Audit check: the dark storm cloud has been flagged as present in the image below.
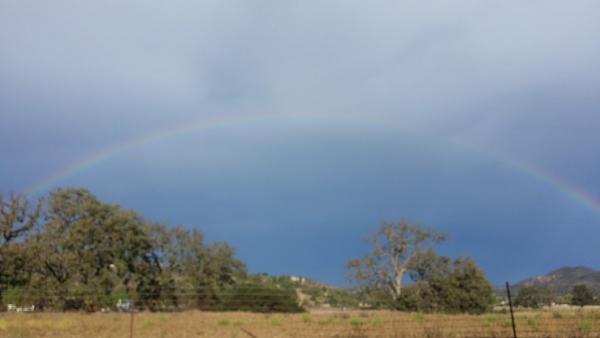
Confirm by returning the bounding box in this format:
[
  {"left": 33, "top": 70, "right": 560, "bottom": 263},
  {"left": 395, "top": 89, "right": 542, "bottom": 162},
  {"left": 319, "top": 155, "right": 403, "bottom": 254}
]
[{"left": 2, "top": 0, "right": 600, "bottom": 284}]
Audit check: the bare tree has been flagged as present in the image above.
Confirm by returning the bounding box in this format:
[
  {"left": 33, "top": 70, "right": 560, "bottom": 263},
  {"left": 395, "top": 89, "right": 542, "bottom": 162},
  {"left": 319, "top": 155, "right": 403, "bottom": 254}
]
[{"left": 346, "top": 220, "right": 446, "bottom": 300}]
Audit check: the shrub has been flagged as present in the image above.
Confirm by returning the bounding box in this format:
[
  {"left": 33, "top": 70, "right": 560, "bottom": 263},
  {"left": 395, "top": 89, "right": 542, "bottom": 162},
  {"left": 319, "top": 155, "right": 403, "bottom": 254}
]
[{"left": 218, "top": 281, "right": 303, "bottom": 313}]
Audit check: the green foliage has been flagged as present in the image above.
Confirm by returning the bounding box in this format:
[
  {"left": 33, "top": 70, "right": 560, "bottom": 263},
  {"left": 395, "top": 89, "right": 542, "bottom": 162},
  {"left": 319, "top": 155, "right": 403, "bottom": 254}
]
[
  {"left": 571, "top": 284, "right": 595, "bottom": 307},
  {"left": 23, "top": 188, "right": 164, "bottom": 310},
  {"left": 514, "top": 285, "right": 553, "bottom": 309},
  {"left": 577, "top": 319, "right": 593, "bottom": 334},
  {"left": 526, "top": 316, "right": 540, "bottom": 331},
  {"left": 346, "top": 220, "right": 447, "bottom": 301},
  {"left": 218, "top": 279, "right": 303, "bottom": 313},
  {"left": 347, "top": 220, "right": 493, "bottom": 314},
  {"left": 483, "top": 314, "right": 497, "bottom": 327},
  {"left": 396, "top": 256, "right": 494, "bottom": 314},
  {"left": 0, "top": 188, "right": 250, "bottom": 312},
  {"left": 270, "top": 314, "right": 285, "bottom": 326},
  {"left": 349, "top": 317, "right": 367, "bottom": 326},
  {"left": 326, "top": 288, "right": 361, "bottom": 308},
  {"left": 0, "top": 193, "right": 41, "bottom": 302},
  {"left": 395, "top": 284, "right": 425, "bottom": 311},
  {"left": 372, "top": 316, "right": 384, "bottom": 327}
]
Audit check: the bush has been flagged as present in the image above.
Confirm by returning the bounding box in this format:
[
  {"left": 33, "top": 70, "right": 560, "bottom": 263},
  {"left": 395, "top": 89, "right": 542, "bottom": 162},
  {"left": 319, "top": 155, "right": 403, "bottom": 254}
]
[
  {"left": 395, "top": 258, "right": 494, "bottom": 314},
  {"left": 514, "top": 285, "right": 553, "bottom": 309},
  {"left": 218, "top": 281, "right": 303, "bottom": 313},
  {"left": 571, "top": 284, "right": 594, "bottom": 307}
]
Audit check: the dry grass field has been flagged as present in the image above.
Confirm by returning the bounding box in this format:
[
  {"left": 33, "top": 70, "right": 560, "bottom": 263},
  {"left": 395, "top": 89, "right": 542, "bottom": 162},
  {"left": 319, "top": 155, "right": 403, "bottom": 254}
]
[{"left": 1, "top": 309, "right": 599, "bottom": 338}]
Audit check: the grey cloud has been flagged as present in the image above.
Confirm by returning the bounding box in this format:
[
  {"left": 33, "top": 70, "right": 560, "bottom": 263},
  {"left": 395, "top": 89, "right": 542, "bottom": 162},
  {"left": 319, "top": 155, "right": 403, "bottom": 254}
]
[{"left": 2, "top": 0, "right": 600, "bottom": 284}]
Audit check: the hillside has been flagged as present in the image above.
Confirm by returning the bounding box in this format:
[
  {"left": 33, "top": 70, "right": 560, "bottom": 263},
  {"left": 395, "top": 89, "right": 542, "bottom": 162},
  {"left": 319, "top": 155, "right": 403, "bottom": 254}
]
[
  {"left": 511, "top": 266, "right": 600, "bottom": 295},
  {"left": 257, "top": 274, "right": 363, "bottom": 309}
]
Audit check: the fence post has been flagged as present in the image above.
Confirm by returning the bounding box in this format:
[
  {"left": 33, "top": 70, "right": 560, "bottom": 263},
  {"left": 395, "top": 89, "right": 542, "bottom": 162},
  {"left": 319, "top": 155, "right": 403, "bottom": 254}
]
[
  {"left": 129, "top": 281, "right": 138, "bottom": 338},
  {"left": 505, "top": 282, "right": 517, "bottom": 338}
]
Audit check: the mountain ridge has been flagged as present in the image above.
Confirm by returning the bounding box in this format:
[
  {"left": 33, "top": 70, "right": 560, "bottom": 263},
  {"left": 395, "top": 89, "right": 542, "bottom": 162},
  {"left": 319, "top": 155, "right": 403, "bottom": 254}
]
[{"left": 510, "top": 266, "right": 600, "bottom": 295}]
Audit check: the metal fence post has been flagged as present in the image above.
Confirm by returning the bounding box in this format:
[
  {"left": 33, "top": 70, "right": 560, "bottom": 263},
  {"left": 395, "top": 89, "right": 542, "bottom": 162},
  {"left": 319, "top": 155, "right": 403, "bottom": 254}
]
[
  {"left": 129, "top": 281, "right": 138, "bottom": 338},
  {"left": 505, "top": 282, "right": 517, "bottom": 338}
]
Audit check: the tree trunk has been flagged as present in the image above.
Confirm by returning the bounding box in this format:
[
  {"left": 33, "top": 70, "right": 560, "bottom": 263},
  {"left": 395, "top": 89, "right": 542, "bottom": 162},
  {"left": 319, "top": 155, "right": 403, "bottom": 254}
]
[{"left": 391, "top": 268, "right": 406, "bottom": 300}]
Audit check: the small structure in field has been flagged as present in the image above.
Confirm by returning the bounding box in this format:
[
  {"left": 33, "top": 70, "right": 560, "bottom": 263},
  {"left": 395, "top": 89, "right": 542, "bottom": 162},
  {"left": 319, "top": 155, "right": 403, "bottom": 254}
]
[
  {"left": 7, "top": 304, "right": 35, "bottom": 312},
  {"left": 289, "top": 275, "right": 306, "bottom": 284},
  {"left": 116, "top": 299, "right": 131, "bottom": 312}
]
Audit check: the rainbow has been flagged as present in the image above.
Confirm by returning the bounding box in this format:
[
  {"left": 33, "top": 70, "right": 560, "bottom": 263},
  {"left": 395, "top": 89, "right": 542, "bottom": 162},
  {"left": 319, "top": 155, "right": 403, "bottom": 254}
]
[
  {"left": 25, "top": 111, "right": 282, "bottom": 195},
  {"left": 25, "top": 114, "right": 600, "bottom": 215},
  {"left": 455, "top": 141, "right": 600, "bottom": 214},
  {"left": 494, "top": 153, "right": 600, "bottom": 213}
]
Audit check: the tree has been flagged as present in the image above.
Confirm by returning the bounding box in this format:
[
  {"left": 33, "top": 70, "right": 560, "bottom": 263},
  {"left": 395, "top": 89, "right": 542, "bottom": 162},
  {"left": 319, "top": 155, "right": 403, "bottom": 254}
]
[
  {"left": 0, "top": 193, "right": 41, "bottom": 303},
  {"left": 346, "top": 220, "right": 446, "bottom": 300},
  {"left": 514, "top": 285, "right": 553, "bottom": 309},
  {"left": 0, "top": 192, "right": 41, "bottom": 246},
  {"left": 1, "top": 187, "right": 251, "bottom": 312},
  {"left": 152, "top": 224, "right": 246, "bottom": 310},
  {"left": 571, "top": 284, "right": 594, "bottom": 307},
  {"left": 151, "top": 224, "right": 207, "bottom": 309},
  {"left": 220, "top": 278, "right": 303, "bottom": 313},
  {"left": 194, "top": 241, "right": 246, "bottom": 309},
  {"left": 434, "top": 258, "right": 494, "bottom": 313},
  {"left": 395, "top": 254, "right": 494, "bottom": 313},
  {"left": 28, "top": 188, "right": 162, "bottom": 310}
]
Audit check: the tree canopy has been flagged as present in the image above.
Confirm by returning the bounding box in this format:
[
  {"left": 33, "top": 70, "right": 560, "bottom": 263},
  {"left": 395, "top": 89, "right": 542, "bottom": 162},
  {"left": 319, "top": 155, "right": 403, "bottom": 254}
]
[
  {"left": 347, "top": 221, "right": 493, "bottom": 313},
  {"left": 571, "top": 284, "right": 594, "bottom": 307},
  {"left": 514, "top": 285, "right": 553, "bottom": 309},
  {"left": 346, "top": 221, "right": 446, "bottom": 301},
  {"left": 0, "top": 188, "right": 263, "bottom": 312},
  {"left": 2, "top": 190, "right": 496, "bottom": 314}
]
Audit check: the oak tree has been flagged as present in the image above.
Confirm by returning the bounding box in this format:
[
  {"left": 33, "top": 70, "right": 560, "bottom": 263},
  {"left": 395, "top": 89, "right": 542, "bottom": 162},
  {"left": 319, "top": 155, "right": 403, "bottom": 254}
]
[{"left": 346, "top": 220, "right": 446, "bottom": 300}]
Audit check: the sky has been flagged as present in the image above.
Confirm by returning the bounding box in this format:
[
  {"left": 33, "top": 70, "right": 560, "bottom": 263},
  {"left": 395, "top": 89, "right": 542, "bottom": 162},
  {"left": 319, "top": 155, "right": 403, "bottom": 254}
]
[{"left": 1, "top": 0, "right": 600, "bottom": 286}]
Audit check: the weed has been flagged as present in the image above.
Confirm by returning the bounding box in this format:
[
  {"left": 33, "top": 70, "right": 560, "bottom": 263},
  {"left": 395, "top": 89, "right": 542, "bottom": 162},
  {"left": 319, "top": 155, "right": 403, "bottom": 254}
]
[
  {"left": 302, "top": 314, "right": 312, "bottom": 323},
  {"left": 157, "top": 314, "right": 170, "bottom": 322},
  {"left": 577, "top": 319, "right": 593, "bottom": 334},
  {"left": 143, "top": 319, "right": 156, "bottom": 328},
  {"left": 270, "top": 314, "right": 284, "bottom": 326},
  {"left": 350, "top": 317, "right": 367, "bottom": 327},
  {"left": 413, "top": 312, "right": 426, "bottom": 323},
  {"left": 372, "top": 316, "right": 383, "bottom": 327},
  {"left": 587, "top": 311, "right": 600, "bottom": 320},
  {"left": 218, "top": 319, "right": 230, "bottom": 326},
  {"left": 318, "top": 316, "right": 335, "bottom": 325},
  {"left": 484, "top": 314, "right": 497, "bottom": 327},
  {"left": 526, "top": 316, "right": 539, "bottom": 331}
]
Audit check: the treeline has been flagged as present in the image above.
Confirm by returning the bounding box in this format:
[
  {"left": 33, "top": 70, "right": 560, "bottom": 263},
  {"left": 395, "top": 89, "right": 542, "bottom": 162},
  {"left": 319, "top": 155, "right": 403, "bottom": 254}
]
[
  {"left": 514, "top": 284, "right": 600, "bottom": 308},
  {"left": 0, "top": 188, "right": 300, "bottom": 312},
  {"left": 2, "top": 189, "right": 496, "bottom": 313}
]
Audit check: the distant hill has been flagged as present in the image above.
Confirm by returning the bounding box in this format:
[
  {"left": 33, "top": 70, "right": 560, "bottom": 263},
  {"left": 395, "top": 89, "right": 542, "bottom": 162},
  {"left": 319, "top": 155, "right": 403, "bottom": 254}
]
[{"left": 509, "top": 266, "right": 600, "bottom": 295}]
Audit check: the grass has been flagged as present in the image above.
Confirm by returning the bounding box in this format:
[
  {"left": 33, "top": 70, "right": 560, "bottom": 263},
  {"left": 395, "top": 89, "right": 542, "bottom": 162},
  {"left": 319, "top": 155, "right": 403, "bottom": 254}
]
[
  {"left": 302, "top": 313, "right": 312, "bottom": 323},
  {"left": 217, "top": 318, "right": 230, "bottom": 326},
  {"left": 269, "top": 314, "right": 285, "bottom": 326},
  {"left": 0, "top": 309, "right": 599, "bottom": 337},
  {"left": 483, "top": 314, "right": 497, "bottom": 327},
  {"left": 349, "top": 317, "right": 367, "bottom": 327}
]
